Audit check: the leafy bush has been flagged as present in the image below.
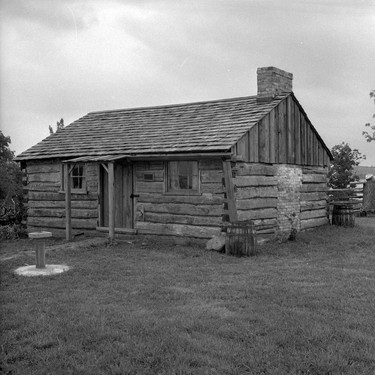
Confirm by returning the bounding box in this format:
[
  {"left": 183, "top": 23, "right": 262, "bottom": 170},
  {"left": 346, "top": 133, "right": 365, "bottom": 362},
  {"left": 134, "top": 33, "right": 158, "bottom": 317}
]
[
  {"left": 0, "top": 131, "right": 27, "bottom": 229},
  {"left": 0, "top": 223, "right": 27, "bottom": 240}
]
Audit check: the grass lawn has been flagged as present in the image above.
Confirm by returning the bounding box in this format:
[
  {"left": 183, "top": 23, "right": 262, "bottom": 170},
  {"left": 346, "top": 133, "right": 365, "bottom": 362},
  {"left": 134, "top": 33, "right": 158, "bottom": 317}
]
[{"left": 1, "top": 225, "right": 375, "bottom": 375}]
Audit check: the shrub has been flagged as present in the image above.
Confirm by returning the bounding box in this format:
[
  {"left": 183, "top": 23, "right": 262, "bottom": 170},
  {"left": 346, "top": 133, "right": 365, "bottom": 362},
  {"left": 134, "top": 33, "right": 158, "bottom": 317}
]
[{"left": 0, "top": 223, "right": 28, "bottom": 240}]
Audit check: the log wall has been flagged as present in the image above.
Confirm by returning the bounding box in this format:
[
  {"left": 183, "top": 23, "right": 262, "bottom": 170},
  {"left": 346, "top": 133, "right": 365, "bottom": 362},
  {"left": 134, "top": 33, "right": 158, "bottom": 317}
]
[
  {"left": 232, "top": 163, "right": 329, "bottom": 240},
  {"left": 300, "top": 166, "right": 330, "bottom": 230},
  {"left": 233, "top": 96, "right": 331, "bottom": 167},
  {"left": 134, "top": 160, "right": 224, "bottom": 238},
  {"left": 233, "top": 163, "right": 278, "bottom": 241},
  {"left": 25, "top": 160, "right": 99, "bottom": 234},
  {"left": 23, "top": 159, "right": 329, "bottom": 240}
]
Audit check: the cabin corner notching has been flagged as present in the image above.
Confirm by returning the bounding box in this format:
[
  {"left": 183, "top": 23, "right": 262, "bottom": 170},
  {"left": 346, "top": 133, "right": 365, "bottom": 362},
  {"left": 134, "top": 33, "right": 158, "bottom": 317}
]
[{"left": 16, "top": 66, "right": 332, "bottom": 241}]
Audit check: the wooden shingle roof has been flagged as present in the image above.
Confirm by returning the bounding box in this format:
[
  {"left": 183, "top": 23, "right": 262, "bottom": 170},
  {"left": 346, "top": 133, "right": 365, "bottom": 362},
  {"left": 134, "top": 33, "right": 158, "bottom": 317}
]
[{"left": 16, "top": 94, "right": 289, "bottom": 161}]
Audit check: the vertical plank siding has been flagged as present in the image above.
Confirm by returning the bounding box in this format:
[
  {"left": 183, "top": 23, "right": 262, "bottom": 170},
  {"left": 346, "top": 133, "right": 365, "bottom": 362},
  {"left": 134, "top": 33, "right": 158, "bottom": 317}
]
[
  {"left": 294, "top": 102, "right": 301, "bottom": 165},
  {"left": 236, "top": 96, "right": 331, "bottom": 167},
  {"left": 287, "top": 96, "right": 295, "bottom": 164}
]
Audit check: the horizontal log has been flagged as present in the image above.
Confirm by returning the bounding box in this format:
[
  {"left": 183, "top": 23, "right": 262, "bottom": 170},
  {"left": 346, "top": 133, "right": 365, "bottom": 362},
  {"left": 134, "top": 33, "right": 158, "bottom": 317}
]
[
  {"left": 135, "top": 181, "right": 164, "bottom": 193},
  {"left": 300, "top": 209, "right": 327, "bottom": 220},
  {"left": 302, "top": 166, "right": 328, "bottom": 175},
  {"left": 143, "top": 212, "right": 223, "bottom": 226},
  {"left": 137, "top": 193, "right": 224, "bottom": 205},
  {"left": 255, "top": 228, "right": 276, "bottom": 235},
  {"left": 253, "top": 218, "right": 277, "bottom": 227},
  {"left": 27, "top": 200, "right": 98, "bottom": 209},
  {"left": 96, "top": 227, "right": 137, "bottom": 234},
  {"left": 237, "top": 208, "right": 277, "bottom": 221},
  {"left": 28, "top": 217, "right": 97, "bottom": 230},
  {"left": 235, "top": 176, "right": 277, "bottom": 187},
  {"left": 300, "top": 200, "right": 327, "bottom": 212},
  {"left": 28, "top": 191, "right": 96, "bottom": 201},
  {"left": 235, "top": 163, "right": 275, "bottom": 176},
  {"left": 29, "top": 192, "right": 63, "bottom": 201},
  {"left": 300, "top": 192, "right": 328, "bottom": 201},
  {"left": 199, "top": 159, "right": 222, "bottom": 170},
  {"left": 302, "top": 174, "right": 327, "bottom": 183},
  {"left": 26, "top": 164, "right": 60, "bottom": 174},
  {"left": 235, "top": 198, "right": 277, "bottom": 210},
  {"left": 135, "top": 170, "right": 164, "bottom": 182},
  {"left": 136, "top": 221, "right": 221, "bottom": 238},
  {"left": 139, "top": 202, "right": 223, "bottom": 216},
  {"left": 300, "top": 184, "right": 328, "bottom": 193},
  {"left": 86, "top": 181, "right": 98, "bottom": 192},
  {"left": 236, "top": 186, "right": 278, "bottom": 199},
  {"left": 86, "top": 175, "right": 99, "bottom": 184},
  {"left": 28, "top": 183, "right": 60, "bottom": 192},
  {"left": 200, "top": 182, "right": 224, "bottom": 194},
  {"left": 86, "top": 164, "right": 98, "bottom": 175},
  {"left": 28, "top": 208, "right": 98, "bottom": 219},
  {"left": 26, "top": 226, "right": 98, "bottom": 238},
  {"left": 135, "top": 161, "right": 164, "bottom": 170},
  {"left": 300, "top": 217, "right": 329, "bottom": 230},
  {"left": 28, "top": 172, "right": 60, "bottom": 183},
  {"left": 200, "top": 170, "right": 223, "bottom": 183}
]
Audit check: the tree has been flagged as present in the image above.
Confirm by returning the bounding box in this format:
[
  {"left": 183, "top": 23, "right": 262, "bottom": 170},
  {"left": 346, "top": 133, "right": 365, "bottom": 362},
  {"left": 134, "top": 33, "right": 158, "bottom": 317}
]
[
  {"left": 328, "top": 142, "right": 366, "bottom": 188},
  {"left": 0, "top": 131, "right": 25, "bottom": 224},
  {"left": 0, "top": 131, "right": 15, "bottom": 162},
  {"left": 49, "top": 118, "right": 64, "bottom": 134},
  {"left": 362, "top": 90, "right": 375, "bottom": 142}
]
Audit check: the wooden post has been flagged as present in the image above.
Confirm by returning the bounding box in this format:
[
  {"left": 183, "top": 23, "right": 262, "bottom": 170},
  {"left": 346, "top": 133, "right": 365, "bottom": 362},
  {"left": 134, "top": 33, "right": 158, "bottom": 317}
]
[
  {"left": 223, "top": 160, "right": 238, "bottom": 222},
  {"left": 108, "top": 162, "right": 115, "bottom": 240},
  {"left": 64, "top": 163, "right": 72, "bottom": 241},
  {"left": 29, "top": 231, "right": 52, "bottom": 269}
]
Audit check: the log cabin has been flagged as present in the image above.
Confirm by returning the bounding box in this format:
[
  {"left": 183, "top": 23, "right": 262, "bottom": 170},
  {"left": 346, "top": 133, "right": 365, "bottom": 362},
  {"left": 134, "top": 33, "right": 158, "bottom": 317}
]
[{"left": 15, "top": 66, "right": 333, "bottom": 242}]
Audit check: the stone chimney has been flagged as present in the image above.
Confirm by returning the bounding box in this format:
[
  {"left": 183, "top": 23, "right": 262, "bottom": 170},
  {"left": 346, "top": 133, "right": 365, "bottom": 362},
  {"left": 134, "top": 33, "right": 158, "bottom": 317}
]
[{"left": 257, "top": 66, "right": 293, "bottom": 102}]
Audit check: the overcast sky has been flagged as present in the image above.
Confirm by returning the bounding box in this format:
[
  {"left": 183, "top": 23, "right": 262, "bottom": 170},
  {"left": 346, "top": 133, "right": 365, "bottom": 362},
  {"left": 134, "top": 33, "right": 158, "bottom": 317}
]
[{"left": 1, "top": 0, "right": 374, "bottom": 165}]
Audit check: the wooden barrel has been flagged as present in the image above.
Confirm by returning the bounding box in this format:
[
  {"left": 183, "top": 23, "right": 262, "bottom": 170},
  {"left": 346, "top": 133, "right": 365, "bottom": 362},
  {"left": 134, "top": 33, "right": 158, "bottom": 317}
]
[{"left": 332, "top": 204, "right": 355, "bottom": 227}]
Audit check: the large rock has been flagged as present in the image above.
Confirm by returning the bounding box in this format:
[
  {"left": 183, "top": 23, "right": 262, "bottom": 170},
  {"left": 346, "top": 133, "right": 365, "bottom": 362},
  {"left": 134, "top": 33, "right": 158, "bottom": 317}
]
[{"left": 206, "top": 234, "right": 226, "bottom": 252}]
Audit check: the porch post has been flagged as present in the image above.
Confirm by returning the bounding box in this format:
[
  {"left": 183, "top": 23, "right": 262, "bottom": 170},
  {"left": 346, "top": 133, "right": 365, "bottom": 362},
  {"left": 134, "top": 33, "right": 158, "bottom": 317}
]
[
  {"left": 64, "top": 163, "right": 72, "bottom": 241},
  {"left": 222, "top": 160, "right": 238, "bottom": 222},
  {"left": 108, "top": 162, "right": 115, "bottom": 240}
]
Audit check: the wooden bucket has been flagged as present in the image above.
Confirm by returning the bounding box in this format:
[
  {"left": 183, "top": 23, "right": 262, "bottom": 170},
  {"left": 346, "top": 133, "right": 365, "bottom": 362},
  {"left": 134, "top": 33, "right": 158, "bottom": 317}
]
[{"left": 332, "top": 204, "right": 355, "bottom": 227}]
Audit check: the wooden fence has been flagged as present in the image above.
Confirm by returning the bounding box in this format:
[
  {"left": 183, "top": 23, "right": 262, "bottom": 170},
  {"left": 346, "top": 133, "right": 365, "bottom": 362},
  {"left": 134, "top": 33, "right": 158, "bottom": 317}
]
[{"left": 328, "top": 182, "right": 364, "bottom": 216}]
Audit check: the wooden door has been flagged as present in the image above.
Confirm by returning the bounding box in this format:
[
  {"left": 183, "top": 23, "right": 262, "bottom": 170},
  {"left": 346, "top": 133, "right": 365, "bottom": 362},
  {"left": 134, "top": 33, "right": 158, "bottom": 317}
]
[{"left": 100, "top": 163, "right": 133, "bottom": 228}]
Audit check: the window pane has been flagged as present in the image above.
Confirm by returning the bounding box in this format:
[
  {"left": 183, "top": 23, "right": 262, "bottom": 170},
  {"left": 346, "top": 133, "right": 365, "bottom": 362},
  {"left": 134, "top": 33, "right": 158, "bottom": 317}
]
[
  {"left": 71, "top": 165, "right": 84, "bottom": 190},
  {"left": 168, "top": 161, "right": 198, "bottom": 192}
]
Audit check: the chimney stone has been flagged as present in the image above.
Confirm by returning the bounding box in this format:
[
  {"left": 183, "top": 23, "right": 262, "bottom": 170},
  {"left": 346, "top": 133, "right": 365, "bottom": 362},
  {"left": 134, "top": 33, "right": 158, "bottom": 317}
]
[{"left": 257, "top": 66, "right": 293, "bottom": 101}]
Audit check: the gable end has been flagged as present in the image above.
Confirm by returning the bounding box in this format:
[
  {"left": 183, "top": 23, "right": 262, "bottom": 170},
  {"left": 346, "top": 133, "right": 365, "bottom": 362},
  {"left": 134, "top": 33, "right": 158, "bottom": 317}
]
[{"left": 232, "top": 94, "right": 332, "bottom": 167}]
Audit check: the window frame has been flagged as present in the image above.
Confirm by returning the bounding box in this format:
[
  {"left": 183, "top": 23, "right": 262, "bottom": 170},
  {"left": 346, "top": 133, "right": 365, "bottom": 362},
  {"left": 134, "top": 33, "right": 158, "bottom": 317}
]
[
  {"left": 165, "top": 160, "right": 200, "bottom": 195},
  {"left": 60, "top": 163, "right": 87, "bottom": 194}
]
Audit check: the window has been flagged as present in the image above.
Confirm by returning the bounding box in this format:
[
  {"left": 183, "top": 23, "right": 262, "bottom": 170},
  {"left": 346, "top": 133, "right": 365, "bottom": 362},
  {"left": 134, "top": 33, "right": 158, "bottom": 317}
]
[
  {"left": 143, "top": 173, "right": 154, "bottom": 182},
  {"left": 61, "top": 163, "right": 87, "bottom": 193},
  {"left": 71, "top": 164, "right": 85, "bottom": 189},
  {"left": 167, "top": 161, "right": 199, "bottom": 193}
]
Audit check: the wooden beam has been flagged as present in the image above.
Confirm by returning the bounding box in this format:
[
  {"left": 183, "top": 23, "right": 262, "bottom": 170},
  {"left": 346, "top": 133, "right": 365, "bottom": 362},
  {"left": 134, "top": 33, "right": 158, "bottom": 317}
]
[
  {"left": 129, "top": 152, "right": 231, "bottom": 161},
  {"left": 101, "top": 163, "right": 109, "bottom": 174},
  {"left": 222, "top": 160, "right": 238, "bottom": 222},
  {"left": 64, "top": 163, "right": 72, "bottom": 241},
  {"left": 108, "top": 162, "right": 115, "bottom": 240}
]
